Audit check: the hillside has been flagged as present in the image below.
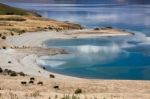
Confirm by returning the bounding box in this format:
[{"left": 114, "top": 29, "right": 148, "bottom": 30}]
[{"left": 0, "top": 3, "right": 40, "bottom": 16}]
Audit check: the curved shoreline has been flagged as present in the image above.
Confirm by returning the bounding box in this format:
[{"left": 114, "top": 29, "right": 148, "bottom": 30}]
[
  {"left": 0, "top": 30, "right": 150, "bottom": 99},
  {"left": 3, "top": 29, "right": 132, "bottom": 79}
]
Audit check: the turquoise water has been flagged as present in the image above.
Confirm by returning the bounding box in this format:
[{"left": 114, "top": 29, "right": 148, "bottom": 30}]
[
  {"left": 38, "top": 33, "right": 150, "bottom": 80},
  {"left": 7, "top": 3, "right": 150, "bottom": 80}
]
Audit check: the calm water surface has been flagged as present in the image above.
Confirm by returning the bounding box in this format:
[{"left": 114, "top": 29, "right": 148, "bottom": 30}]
[{"left": 7, "top": 3, "right": 150, "bottom": 80}]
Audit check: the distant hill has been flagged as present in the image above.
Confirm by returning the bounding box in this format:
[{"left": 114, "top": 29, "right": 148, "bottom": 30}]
[{"left": 0, "top": 3, "right": 41, "bottom": 16}]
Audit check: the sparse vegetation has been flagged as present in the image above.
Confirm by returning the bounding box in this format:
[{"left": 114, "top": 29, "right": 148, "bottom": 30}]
[
  {"left": 53, "top": 85, "right": 59, "bottom": 89},
  {"left": 0, "top": 3, "right": 41, "bottom": 16},
  {"left": 10, "top": 71, "right": 17, "bottom": 76},
  {"left": 29, "top": 80, "right": 34, "bottom": 84},
  {"left": 2, "top": 69, "right": 25, "bottom": 77},
  {"left": 49, "top": 74, "right": 55, "bottom": 78},
  {"left": 18, "top": 72, "right": 26, "bottom": 76},
  {"left": 94, "top": 28, "right": 100, "bottom": 30},
  {"left": 37, "top": 81, "right": 43, "bottom": 85},
  {"left": 10, "top": 32, "right": 14, "bottom": 36},
  {"left": 21, "top": 81, "right": 27, "bottom": 85},
  {"left": 8, "top": 28, "right": 26, "bottom": 34},
  {"left": 42, "top": 66, "right": 46, "bottom": 70},
  {"left": 0, "top": 67, "right": 3, "bottom": 73},
  {"left": 30, "top": 91, "right": 41, "bottom": 98},
  {"left": 62, "top": 95, "right": 80, "bottom": 99},
  {"left": 0, "top": 17, "right": 26, "bottom": 21},
  {"left": 2, "top": 46, "right": 6, "bottom": 49},
  {"left": 74, "top": 88, "right": 82, "bottom": 94},
  {"left": 30, "top": 77, "right": 35, "bottom": 81},
  {"left": 1, "top": 36, "right": 6, "bottom": 39},
  {"left": 106, "top": 26, "right": 113, "bottom": 29},
  {"left": 8, "top": 61, "right": 12, "bottom": 64}
]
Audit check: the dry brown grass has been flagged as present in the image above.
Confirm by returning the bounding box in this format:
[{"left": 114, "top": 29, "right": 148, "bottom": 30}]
[
  {"left": 0, "top": 15, "right": 82, "bottom": 38},
  {"left": 0, "top": 74, "right": 150, "bottom": 99}
]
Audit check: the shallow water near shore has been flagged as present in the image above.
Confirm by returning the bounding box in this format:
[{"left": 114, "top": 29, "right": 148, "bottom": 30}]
[
  {"left": 7, "top": 3, "right": 150, "bottom": 80},
  {"left": 36, "top": 32, "right": 150, "bottom": 80}
]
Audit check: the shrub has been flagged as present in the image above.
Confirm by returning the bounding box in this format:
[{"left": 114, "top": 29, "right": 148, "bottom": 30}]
[
  {"left": 1, "top": 36, "right": 6, "bottom": 39},
  {"left": 74, "top": 88, "right": 82, "bottom": 94},
  {"left": 94, "top": 28, "right": 100, "bottom": 30},
  {"left": 0, "top": 67, "right": 3, "bottom": 73},
  {"left": 2, "top": 46, "right": 6, "bottom": 49},
  {"left": 53, "top": 85, "right": 59, "bottom": 89},
  {"left": 21, "top": 81, "right": 27, "bottom": 85},
  {"left": 62, "top": 95, "right": 79, "bottom": 99},
  {"left": 29, "top": 80, "right": 34, "bottom": 84},
  {"left": 19, "top": 72, "right": 26, "bottom": 76},
  {"left": 49, "top": 74, "right": 55, "bottom": 78},
  {"left": 106, "top": 26, "right": 113, "bottom": 29},
  {"left": 10, "top": 32, "right": 14, "bottom": 36},
  {"left": 42, "top": 67, "right": 46, "bottom": 70},
  {"left": 8, "top": 61, "right": 12, "bottom": 64},
  {"left": 10, "top": 71, "right": 17, "bottom": 76},
  {"left": 37, "top": 81, "right": 43, "bottom": 85},
  {"left": 30, "top": 77, "right": 35, "bottom": 81}
]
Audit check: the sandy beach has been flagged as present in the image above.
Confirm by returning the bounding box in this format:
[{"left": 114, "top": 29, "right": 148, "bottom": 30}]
[{"left": 0, "top": 29, "right": 150, "bottom": 99}]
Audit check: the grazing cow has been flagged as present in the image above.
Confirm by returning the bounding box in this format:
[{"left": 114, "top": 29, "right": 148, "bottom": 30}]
[
  {"left": 29, "top": 80, "right": 34, "bottom": 84},
  {"left": 21, "top": 81, "right": 27, "bottom": 85},
  {"left": 30, "top": 77, "right": 35, "bottom": 81},
  {"left": 37, "top": 81, "right": 43, "bottom": 85},
  {"left": 53, "top": 86, "right": 59, "bottom": 89}
]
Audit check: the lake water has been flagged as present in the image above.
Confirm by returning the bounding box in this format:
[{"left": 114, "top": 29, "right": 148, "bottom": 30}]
[{"left": 7, "top": 3, "right": 150, "bottom": 80}]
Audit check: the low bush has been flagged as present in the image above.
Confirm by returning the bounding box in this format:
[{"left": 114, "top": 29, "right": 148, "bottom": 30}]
[
  {"left": 30, "top": 77, "right": 35, "bottom": 81},
  {"left": 74, "top": 88, "right": 82, "bottom": 94},
  {"left": 8, "top": 28, "right": 26, "bottom": 34},
  {"left": 42, "top": 67, "right": 46, "bottom": 70},
  {"left": 53, "top": 85, "right": 59, "bottom": 89},
  {"left": 62, "top": 95, "right": 80, "bottom": 99},
  {"left": 29, "top": 80, "right": 34, "bottom": 84},
  {"left": 21, "top": 81, "right": 27, "bottom": 85},
  {"left": 10, "top": 71, "right": 17, "bottom": 76},
  {"left": 2, "top": 46, "right": 6, "bottom": 49},
  {"left": 8, "top": 61, "right": 12, "bottom": 64},
  {"left": 94, "top": 28, "right": 100, "bottom": 30},
  {"left": 19, "top": 72, "right": 26, "bottom": 76},
  {"left": 1, "top": 36, "right": 6, "bottom": 39},
  {"left": 49, "top": 74, "right": 55, "bottom": 78},
  {"left": 37, "top": 81, "right": 43, "bottom": 85},
  {"left": 0, "top": 17, "right": 26, "bottom": 21},
  {"left": 0, "top": 67, "right": 3, "bottom": 73}
]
